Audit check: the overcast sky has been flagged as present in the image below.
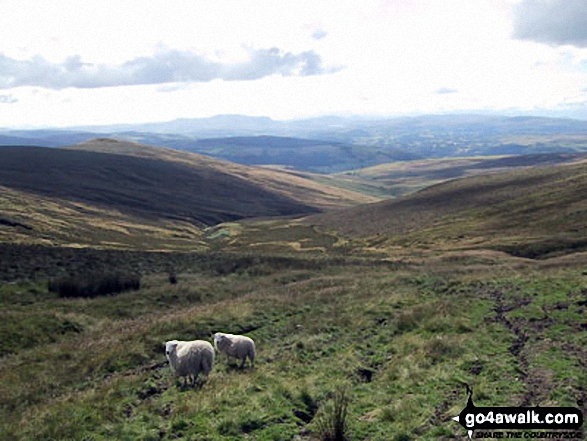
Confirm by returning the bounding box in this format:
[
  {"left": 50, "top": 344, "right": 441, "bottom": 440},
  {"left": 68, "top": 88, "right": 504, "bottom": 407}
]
[{"left": 1, "top": 0, "right": 587, "bottom": 127}]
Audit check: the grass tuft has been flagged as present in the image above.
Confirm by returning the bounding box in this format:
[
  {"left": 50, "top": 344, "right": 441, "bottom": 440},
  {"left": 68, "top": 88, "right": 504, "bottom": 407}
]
[{"left": 315, "top": 385, "right": 351, "bottom": 441}]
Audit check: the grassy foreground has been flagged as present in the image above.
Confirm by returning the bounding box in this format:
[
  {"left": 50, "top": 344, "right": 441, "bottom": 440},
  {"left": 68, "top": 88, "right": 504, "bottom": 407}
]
[{"left": 1, "top": 253, "right": 585, "bottom": 440}]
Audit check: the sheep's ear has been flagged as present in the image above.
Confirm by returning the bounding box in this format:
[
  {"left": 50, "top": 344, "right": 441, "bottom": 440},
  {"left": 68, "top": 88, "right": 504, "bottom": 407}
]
[{"left": 165, "top": 341, "right": 178, "bottom": 352}]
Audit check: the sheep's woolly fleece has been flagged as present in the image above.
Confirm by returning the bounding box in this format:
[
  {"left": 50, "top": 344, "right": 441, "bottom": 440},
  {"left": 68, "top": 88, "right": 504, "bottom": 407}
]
[
  {"left": 213, "top": 333, "right": 256, "bottom": 368},
  {"left": 165, "top": 339, "right": 214, "bottom": 385}
]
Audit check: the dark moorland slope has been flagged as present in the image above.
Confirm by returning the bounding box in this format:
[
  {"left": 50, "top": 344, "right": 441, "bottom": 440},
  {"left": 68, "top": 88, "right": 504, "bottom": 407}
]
[{"left": 0, "top": 145, "right": 317, "bottom": 226}]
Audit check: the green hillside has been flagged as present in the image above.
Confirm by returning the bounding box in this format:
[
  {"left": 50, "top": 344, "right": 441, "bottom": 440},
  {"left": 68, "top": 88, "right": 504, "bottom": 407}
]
[{"left": 1, "top": 247, "right": 585, "bottom": 440}]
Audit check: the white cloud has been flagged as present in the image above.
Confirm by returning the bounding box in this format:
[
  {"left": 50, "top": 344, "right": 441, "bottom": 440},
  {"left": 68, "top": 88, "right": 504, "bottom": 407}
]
[{"left": 0, "top": 48, "right": 338, "bottom": 90}]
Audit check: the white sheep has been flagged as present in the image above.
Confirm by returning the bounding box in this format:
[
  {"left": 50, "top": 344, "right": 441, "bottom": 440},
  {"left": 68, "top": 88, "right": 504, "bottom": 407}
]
[
  {"left": 165, "top": 339, "right": 214, "bottom": 387},
  {"left": 213, "top": 332, "right": 256, "bottom": 368}
]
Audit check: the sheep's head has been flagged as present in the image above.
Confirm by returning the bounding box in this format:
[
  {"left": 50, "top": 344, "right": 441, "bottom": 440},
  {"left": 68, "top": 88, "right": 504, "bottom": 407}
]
[
  {"left": 213, "top": 333, "right": 230, "bottom": 350},
  {"left": 165, "top": 340, "right": 179, "bottom": 359}
]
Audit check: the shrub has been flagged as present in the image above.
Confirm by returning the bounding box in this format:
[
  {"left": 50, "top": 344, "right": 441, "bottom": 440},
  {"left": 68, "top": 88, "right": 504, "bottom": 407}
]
[
  {"left": 48, "top": 273, "right": 141, "bottom": 298},
  {"left": 315, "top": 386, "right": 351, "bottom": 441}
]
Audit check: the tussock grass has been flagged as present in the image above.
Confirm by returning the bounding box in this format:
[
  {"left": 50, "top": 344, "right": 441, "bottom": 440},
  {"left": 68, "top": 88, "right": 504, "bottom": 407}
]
[{"left": 48, "top": 273, "right": 141, "bottom": 298}]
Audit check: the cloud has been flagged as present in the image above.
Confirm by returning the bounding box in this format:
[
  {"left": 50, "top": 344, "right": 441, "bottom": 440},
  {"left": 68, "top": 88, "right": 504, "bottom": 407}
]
[
  {"left": 311, "top": 29, "right": 328, "bottom": 40},
  {"left": 436, "top": 87, "right": 458, "bottom": 94},
  {"left": 512, "top": 0, "right": 587, "bottom": 47},
  {"left": 0, "top": 94, "right": 18, "bottom": 103},
  {"left": 0, "top": 48, "right": 340, "bottom": 90}
]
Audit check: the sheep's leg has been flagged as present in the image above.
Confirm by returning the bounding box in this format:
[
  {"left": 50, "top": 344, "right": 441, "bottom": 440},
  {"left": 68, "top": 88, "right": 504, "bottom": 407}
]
[{"left": 239, "top": 357, "right": 245, "bottom": 369}]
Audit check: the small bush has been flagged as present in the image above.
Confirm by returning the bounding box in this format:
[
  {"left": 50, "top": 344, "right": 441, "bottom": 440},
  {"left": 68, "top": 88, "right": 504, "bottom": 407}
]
[
  {"left": 315, "top": 387, "right": 351, "bottom": 441},
  {"left": 48, "top": 273, "right": 141, "bottom": 298}
]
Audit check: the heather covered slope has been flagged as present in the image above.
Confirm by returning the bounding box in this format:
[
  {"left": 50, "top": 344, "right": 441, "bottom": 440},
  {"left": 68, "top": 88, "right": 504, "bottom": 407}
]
[{"left": 0, "top": 145, "right": 318, "bottom": 227}]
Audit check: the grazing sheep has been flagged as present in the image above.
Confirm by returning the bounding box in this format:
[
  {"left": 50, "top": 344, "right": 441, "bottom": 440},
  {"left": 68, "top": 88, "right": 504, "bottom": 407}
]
[
  {"left": 213, "top": 332, "right": 256, "bottom": 368},
  {"left": 165, "top": 339, "right": 214, "bottom": 387}
]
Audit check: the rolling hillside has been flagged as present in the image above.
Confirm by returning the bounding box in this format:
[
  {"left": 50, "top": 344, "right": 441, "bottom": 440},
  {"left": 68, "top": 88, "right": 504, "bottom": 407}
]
[
  {"left": 67, "top": 138, "right": 379, "bottom": 209},
  {"left": 336, "top": 152, "right": 587, "bottom": 197},
  {"left": 0, "top": 185, "right": 206, "bottom": 250},
  {"left": 1, "top": 137, "right": 587, "bottom": 440},
  {"left": 307, "top": 158, "right": 587, "bottom": 258},
  {"left": 0, "top": 139, "right": 379, "bottom": 248},
  {"left": 0, "top": 145, "right": 318, "bottom": 227}
]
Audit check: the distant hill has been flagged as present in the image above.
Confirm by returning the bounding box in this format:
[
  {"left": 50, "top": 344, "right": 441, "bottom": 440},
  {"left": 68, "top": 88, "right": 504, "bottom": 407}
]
[
  {"left": 177, "top": 135, "right": 419, "bottom": 172},
  {"left": 66, "top": 139, "right": 378, "bottom": 209},
  {"left": 68, "top": 114, "right": 587, "bottom": 138}
]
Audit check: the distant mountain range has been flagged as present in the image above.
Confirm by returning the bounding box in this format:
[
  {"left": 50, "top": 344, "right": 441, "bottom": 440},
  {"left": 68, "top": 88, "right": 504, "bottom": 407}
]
[{"left": 3, "top": 114, "right": 587, "bottom": 172}]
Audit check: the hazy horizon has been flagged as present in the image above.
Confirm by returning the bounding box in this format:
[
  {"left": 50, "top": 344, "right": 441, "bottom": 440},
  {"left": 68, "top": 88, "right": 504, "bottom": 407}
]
[{"left": 4, "top": 110, "right": 587, "bottom": 132}]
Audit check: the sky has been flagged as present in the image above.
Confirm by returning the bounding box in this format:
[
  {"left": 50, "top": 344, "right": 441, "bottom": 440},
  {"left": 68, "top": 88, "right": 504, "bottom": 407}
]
[{"left": 1, "top": 0, "right": 587, "bottom": 128}]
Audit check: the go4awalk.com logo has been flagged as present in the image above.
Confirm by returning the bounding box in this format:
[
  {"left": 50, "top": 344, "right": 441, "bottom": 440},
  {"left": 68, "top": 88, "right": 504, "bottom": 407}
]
[{"left": 451, "top": 385, "right": 584, "bottom": 439}]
